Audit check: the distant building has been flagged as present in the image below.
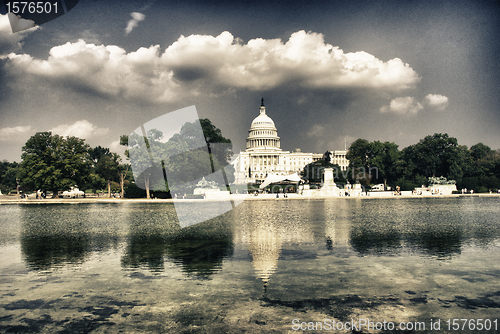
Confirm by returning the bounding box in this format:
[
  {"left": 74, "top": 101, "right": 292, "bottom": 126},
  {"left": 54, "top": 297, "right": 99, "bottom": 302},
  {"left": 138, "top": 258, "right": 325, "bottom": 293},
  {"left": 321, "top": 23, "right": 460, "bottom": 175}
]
[
  {"left": 328, "top": 150, "right": 348, "bottom": 171},
  {"left": 232, "top": 100, "right": 349, "bottom": 184}
]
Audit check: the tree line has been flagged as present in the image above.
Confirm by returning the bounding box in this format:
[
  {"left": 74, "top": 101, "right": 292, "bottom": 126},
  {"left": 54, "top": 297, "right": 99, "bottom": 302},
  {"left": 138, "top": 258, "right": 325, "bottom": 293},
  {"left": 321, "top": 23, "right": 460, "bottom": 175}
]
[
  {"left": 302, "top": 133, "right": 500, "bottom": 192},
  {"left": 0, "top": 132, "right": 131, "bottom": 198},
  {"left": 2, "top": 129, "right": 497, "bottom": 196},
  {"left": 0, "top": 118, "right": 233, "bottom": 198}
]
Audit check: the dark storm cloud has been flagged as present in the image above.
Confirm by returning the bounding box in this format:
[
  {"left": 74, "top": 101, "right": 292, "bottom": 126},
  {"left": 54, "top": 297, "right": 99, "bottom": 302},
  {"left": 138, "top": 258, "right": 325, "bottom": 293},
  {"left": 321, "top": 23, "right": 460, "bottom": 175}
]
[{"left": 0, "top": 0, "right": 499, "bottom": 161}]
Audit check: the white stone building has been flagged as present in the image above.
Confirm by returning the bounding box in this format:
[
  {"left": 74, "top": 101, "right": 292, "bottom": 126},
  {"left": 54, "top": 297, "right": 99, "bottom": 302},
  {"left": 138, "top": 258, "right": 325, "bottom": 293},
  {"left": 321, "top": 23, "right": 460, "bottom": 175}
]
[{"left": 232, "top": 100, "right": 349, "bottom": 184}]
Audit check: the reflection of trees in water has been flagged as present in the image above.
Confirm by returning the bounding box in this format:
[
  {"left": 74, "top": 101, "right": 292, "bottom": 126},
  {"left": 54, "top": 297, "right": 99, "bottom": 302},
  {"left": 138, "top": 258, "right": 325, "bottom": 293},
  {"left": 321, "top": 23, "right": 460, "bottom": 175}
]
[
  {"left": 350, "top": 222, "right": 462, "bottom": 258},
  {"left": 350, "top": 228, "right": 402, "bottom": 255},
  {"left": 121, "top": 234, "right": 168, "bottom": 272},
  {"left": 19, "top": 204, "right": 123, "bottom": 272},
  {"left": 21, "top": 234, "right": 90, "bottom": 271},
  {"left": 121, "top": 219, "right": 233, "bottom": 278},
  {"left": 165, "top": 237, "right": 233, "bottom": 277},
  {"left": 21, "top": 232, "right": 120, "bottom": 271},
  {"left": 21, "top": 227, "right": 119, "bottom": 271},
  {"left": 407, "top": 229, "right": 462, "bottom": 257}
]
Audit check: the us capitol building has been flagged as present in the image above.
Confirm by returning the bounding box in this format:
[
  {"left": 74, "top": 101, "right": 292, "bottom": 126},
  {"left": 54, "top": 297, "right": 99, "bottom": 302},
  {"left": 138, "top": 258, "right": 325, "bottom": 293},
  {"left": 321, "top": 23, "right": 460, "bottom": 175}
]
[{"left": 232, "top": 99, "right": 349, "bottom": 184}]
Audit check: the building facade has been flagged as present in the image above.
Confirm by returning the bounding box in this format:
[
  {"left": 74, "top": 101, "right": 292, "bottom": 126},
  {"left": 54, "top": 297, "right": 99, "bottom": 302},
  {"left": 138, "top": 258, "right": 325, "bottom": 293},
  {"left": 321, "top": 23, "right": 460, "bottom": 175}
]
[{"left": 232, "top": 101, "right": 349, "bottom": 184}]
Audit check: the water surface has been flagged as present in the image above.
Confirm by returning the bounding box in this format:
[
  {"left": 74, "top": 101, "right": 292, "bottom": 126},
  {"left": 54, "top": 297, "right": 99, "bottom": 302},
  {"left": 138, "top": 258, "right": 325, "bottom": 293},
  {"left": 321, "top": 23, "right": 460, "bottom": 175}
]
[{"left": 0, "top": 197, "right": 499, "bottom": 333}]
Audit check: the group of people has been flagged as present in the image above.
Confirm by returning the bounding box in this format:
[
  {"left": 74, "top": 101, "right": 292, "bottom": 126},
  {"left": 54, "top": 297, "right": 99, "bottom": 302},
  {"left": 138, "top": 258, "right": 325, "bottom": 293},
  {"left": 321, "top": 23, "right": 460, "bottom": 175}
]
[{"left": 276, "top": 191, "right": 288, "bottom": 198}]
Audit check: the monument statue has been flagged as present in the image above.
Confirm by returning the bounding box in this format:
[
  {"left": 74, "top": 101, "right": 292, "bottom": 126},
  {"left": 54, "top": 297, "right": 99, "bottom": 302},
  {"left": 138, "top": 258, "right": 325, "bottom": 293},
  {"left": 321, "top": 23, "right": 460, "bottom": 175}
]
[
  {"left": 193, "top": 176, "right": 230, "bottom": 198},
  {"left": 194, "top": 177, "right": 219, "bottom": 189},
  {"left": 428, "top": 176, "right": 456, "bottom": 185}
]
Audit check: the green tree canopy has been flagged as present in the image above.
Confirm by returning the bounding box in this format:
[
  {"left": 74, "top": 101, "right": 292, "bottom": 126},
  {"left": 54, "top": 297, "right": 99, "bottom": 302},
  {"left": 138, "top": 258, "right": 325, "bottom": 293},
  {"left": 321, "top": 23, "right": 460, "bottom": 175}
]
[
  {"left": 302, "top": 161, "right": 346, "bottom": 184},
  {"left": 397, "top": 133, "right": 466, "bottom": 182},
  {"left": 89, "top": 145, "right": 111, "bottom": 164},
  {"left": 123, "top": 118, "right": 234, "bottom": 197},
  {"left": 95, "top": 153, "right": 122, "bottom": 197},
  {"left": 165, "top": 118, "right": 234, "bottom": 190},
  {"left": 346, "top": 139, "right": 400, "bottom": 187},
  {"left": 0, "top": 160, "right": 19, "bottom": 193},
  {"left": 19, "top": 132, "right": 91, "bottom": 197}
]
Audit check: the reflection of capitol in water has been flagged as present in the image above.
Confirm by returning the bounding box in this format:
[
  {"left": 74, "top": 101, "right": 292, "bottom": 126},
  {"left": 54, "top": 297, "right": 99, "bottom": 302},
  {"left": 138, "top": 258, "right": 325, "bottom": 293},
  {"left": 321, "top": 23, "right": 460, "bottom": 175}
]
[
  {"left": 247, "top": 222, "right": 282, "bottom": 289},
  {"left": 240, "top": 212, "right": 353, "bottom": 290},
  {"left": 235, "top": 201, "right": 326, "bottom": 290}
]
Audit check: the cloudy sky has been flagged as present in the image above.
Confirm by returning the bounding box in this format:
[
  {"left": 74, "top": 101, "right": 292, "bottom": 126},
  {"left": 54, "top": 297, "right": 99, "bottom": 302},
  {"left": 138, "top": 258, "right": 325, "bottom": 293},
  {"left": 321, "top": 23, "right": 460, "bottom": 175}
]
[{"left": 1, "top": 0, "right": 499, "bottom": 162}]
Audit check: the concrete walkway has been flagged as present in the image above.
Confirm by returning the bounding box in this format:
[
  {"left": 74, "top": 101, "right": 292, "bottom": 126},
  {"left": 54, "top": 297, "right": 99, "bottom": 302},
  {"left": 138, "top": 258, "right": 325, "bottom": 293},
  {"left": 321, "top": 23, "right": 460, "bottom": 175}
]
[{"left": 0, "top": 192, "right": 498, "bottom": 205}]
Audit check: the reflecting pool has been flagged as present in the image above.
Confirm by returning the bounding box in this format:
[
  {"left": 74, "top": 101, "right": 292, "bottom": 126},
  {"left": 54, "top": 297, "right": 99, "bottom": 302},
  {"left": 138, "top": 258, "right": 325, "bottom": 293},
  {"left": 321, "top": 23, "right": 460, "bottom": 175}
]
[{"left": 0, "top": 197, "right": 499, "bottom": 333}]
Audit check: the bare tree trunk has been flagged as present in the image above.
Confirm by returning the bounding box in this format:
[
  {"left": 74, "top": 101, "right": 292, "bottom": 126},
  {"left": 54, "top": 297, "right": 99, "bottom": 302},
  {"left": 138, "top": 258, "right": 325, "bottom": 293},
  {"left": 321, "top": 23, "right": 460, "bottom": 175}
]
[
  {"left": 120, "top": 173, "right": 125, "bottom": 198},
  {"left": 119, "top": 165, "right": 130, "bottom": 199},
  {"left": 107, "top": 180, "right": 111, "bottom": 198},
  {"left": 145, "top": 174, "right": 150, "bottom": 199}
]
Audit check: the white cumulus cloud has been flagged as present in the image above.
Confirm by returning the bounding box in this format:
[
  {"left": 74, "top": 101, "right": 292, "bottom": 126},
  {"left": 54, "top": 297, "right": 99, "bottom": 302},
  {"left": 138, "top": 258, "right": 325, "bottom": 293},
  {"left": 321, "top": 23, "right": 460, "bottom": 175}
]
[
  {"left": 380, "top": 96, "right": 423, "bottom": 115},
  {"left": 0, "top": 125, "right": 32, "bottom": 141},
  {"left": 161, "top": 30, "right": 420, "bottom": 91},
  {"left": 381, "top": 93, "right": 449, "bottom": 115},
  {"left": 125, "top": 12, "right": 146, "bottom": 36},
  {"left": 425, "top": 94, "right": 449, "bottom": 111},
  {"left": 5, "top": 30, "right": 421, "bottom": 103},
  {"left": 49, "top": 120, "right": 110, "bottom": 139}
]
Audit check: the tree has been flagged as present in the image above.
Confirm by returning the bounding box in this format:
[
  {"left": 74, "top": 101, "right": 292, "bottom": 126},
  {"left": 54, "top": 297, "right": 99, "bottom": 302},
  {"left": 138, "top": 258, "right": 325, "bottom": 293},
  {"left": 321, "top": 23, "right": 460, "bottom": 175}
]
[
  {"left": 117, "top": 163, "right": 132, "bottom": 198},
  {"left": 165, "top": 118, "right": 234, "bottom": 192},
  {"left": 346, "top": 139, "right": 370, "bottom": 168},
  {"left": 19, "top": 132, "right": 91, "bottom": 197},
  {"left": 346, "top": 139, "right": 400, "bottom": 188},
  {"left": 89, "top": 146, "right": 111, "bottom": 164},
  {"left": 0, "top": 160, "right": 19, "bottom": 193},
  {"left": 122, "top": 118, "right": 234, "bottom": 198},
  {"left": 367, "top": 141, "right": 400, "bottom": 188},
  {"left": 95, "top": 153, "right": 121, "bottom": 197},
  {"left": 470, "top": 143, "right": 492, "bottom": 161},
  {"left": 396, "top": 133, "right": 466, "bottom": 185},
  {"left": 118, "top": 135, "right": 132, "bottom": 198},
  {"left": 126, "top": 129, "right": 168, "bottom": 199},
  {"left": 301, "top": 160, "right": 345, "bottom": 184},
  {"left": 461, "top": 144, "right": 500, "bottom": 191}
]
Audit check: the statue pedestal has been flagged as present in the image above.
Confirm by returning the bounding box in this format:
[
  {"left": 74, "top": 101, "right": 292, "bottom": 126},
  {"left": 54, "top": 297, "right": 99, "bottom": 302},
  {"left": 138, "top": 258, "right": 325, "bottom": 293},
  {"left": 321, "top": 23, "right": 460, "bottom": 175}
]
[{"left": 319, "top": 168, "right": 340, "bottom": 196}]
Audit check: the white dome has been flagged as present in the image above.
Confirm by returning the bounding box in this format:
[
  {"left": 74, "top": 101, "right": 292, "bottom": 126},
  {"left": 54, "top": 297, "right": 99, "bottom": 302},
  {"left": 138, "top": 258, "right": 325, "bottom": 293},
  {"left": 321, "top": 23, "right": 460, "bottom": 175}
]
[
  {"left": 250, "top": 113, "right": 276, "bottom": 130},
  {"left": 246, "top": 101, "right": 281, "bottom": 151}
]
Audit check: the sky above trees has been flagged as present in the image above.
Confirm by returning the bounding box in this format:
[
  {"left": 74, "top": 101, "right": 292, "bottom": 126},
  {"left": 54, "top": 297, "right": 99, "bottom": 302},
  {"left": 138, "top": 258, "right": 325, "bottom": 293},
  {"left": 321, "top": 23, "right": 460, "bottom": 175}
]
[{"left": 1, "top": 0, "right": 499, "bottom": 162}]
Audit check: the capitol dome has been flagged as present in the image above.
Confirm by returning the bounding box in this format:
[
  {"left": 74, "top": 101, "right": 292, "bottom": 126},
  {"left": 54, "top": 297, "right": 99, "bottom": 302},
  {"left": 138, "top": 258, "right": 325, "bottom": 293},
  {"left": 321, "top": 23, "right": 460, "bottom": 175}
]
[
  {"left": 246, "top": 99, "right": 281, "bottom": 151},
  {"left": 250, "top": 112, "right": 276, "bottom": 129}
]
